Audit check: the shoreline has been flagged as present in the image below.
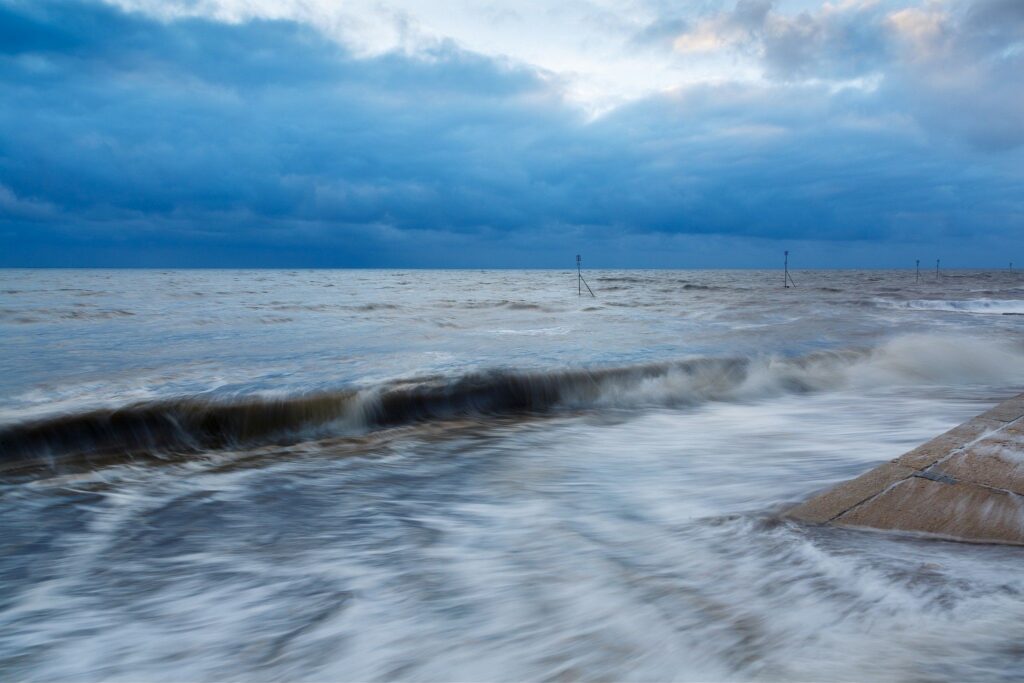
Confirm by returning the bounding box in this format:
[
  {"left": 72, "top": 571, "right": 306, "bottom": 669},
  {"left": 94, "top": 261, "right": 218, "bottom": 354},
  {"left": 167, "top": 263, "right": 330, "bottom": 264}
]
[{"left": 788, "top": 393, "right": 1024, "bottom": 545}]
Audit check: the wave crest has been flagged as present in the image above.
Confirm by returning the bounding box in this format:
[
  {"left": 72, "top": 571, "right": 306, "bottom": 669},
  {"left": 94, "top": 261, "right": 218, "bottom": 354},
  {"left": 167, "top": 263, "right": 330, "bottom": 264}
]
[
  {"left": 891, "top": 299, "right": 1024, "bottom": 315},
  {"left": 3, "top": 334, "right": 1022, "bottom": 474}
]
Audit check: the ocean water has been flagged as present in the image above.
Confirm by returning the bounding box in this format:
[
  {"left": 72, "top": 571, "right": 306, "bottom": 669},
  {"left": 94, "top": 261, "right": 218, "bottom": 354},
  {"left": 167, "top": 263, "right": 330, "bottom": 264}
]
[{"left": 2, "top": 268, "right": 1024, "bottom": 682}]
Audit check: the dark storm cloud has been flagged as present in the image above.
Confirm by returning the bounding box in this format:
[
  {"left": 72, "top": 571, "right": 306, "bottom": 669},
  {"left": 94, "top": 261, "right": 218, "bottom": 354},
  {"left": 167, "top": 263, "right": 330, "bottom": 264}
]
[{"left": 0, "top": 0, "right": 1022, "bottom": 266}]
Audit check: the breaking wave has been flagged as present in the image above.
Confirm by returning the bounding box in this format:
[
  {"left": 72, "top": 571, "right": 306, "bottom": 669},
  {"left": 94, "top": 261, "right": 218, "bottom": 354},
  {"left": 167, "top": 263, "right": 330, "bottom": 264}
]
[
  {"left": 890, "top": 299, "right": 1024, "bottom": 315},
  {"left": 3, "top": 334, "right": 1023, "bottom": 473}
]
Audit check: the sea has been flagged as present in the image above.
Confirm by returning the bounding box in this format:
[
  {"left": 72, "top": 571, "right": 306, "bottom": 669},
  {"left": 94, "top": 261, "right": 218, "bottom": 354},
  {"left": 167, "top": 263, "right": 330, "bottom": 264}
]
[{"left": 2, "top": 268, "right": 1024, "bottom": 682}]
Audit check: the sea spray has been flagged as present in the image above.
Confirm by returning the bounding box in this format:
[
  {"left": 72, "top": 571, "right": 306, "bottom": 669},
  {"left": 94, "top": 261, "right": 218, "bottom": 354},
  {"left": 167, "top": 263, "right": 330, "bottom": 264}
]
[{"left": 5, "top": 333, "right": 1024, "bottom": 473}]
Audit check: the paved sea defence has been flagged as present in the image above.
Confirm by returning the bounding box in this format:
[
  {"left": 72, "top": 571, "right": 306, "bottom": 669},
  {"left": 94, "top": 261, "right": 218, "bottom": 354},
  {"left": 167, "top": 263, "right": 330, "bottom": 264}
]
[{"left": 788, "top": 394, "right": 1024, "bottom": 544}]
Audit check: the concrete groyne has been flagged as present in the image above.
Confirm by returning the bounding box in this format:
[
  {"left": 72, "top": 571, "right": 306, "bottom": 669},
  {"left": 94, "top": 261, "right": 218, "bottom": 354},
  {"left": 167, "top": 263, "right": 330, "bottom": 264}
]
[{"left": 788, "top": 394, "right": 1024, "bottom": 545}]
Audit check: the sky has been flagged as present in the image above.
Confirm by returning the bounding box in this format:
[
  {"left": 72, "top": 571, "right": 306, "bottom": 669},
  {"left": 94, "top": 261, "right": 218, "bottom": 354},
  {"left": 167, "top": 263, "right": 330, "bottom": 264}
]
[{"left": 0, "top": 0, "right": 1022, "bottom": 267}]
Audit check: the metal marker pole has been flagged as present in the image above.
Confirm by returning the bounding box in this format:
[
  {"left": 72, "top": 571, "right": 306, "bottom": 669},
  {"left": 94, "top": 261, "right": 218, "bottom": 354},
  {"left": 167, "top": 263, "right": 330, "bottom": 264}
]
[
  {"left": 916, "top": 259, "right": 919, "bottom": 284},
  {"left": 784, "top": 251, "right": 789, "bottom": 289},
  {"left": 936, "top": 259, "right": 940, "bottom": 279},
  {"left": 581, "top": 254, "right": 598, "bottom": 296}
]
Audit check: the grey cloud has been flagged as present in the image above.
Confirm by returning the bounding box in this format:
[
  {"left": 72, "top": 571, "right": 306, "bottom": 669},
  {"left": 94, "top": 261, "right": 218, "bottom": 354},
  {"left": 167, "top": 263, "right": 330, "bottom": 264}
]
[
  {"left": 730, "top": 0, "right": 772, "bottom": 32},
  {"left": 964, "top": 0, "right": 1024, "bottom": 35},
  {"left": 666, "top": 0, "right": 1024, "bottom": 150},
  {"left": 760, "top": 3, "right": 890, "bottom": 79},
  {"left": 631, "top": 16, "right": 691, "bottom": 49}
]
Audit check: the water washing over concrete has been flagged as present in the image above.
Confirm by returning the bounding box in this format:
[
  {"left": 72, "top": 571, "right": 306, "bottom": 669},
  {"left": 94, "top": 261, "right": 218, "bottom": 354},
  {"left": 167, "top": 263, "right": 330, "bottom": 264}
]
[{"left": 789, "top": 394, "right": 1024, "bottom": 544}]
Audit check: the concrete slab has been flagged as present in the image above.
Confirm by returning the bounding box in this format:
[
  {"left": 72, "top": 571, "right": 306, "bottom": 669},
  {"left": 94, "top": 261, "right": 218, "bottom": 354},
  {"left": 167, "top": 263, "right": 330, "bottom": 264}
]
[
  {"left": 931, "top": 437, "right": 1024, "bottom": 496},
  {"left": 786, "top": 393, "right": 1024, "bottom": 545},
  {"left": 895, "top": 418, "right": 1004, "bottom": 470},
  {"left": 787, "top": 462, "right": 917, "bottom": 523},
  {"left": 834, "top": 477, "right": 1024, "bottom": 545},
  {"left": 998, "top": 419, "right": 1024, "bottom": 437},
  {"left": 979, "top": 397, "right": 1024, "bottom": 423}
]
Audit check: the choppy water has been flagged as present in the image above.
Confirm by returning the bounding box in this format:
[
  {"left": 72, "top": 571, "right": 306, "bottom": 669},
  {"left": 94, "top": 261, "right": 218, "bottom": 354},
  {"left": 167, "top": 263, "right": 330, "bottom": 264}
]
[{"left": 2, "top": 269, "right": 1024, "bottom": 682}]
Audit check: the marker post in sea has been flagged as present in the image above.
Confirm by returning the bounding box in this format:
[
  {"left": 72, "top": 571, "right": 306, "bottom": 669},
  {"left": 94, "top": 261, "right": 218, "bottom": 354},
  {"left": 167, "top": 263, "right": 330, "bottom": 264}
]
[
  {"left": 576, "top": 255, "right": 595, "bottom": 298},
  {"left": 784, "top": 251, "right": 795, "bottom": 288},
  {"left": 936, "top": 259, "right": 940, "bottom": 279},
  {"left": 916, "top": 259, "right": 920, "bottom": 284}
]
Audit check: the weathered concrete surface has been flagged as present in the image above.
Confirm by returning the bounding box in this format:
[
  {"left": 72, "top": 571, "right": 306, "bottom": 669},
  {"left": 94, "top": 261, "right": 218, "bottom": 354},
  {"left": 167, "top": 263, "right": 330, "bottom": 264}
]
[
  {"left": 786, "top": 462, "right": 917, "bottom": 524},
  {"left": 895, "top": 418, "right": 1006, "bottom": 470},
  {"left": 835, "top": 477, "right": 1024, "bottom": 545},
  {"left": 787, "top": 393, "right": 1024, "bottom": 545}
]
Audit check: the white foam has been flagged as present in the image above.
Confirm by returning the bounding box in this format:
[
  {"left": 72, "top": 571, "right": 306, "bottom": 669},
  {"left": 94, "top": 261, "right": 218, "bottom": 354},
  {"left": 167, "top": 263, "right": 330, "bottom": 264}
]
[
  {"left": 584, "top": 333, "right": 1024, "bottom": 410},
  {"left": 893, "top": 299, "right": 1024, "bottom": 315},
  {"left": 854, "top": 333, "right": 1024, "bottom": 386}
]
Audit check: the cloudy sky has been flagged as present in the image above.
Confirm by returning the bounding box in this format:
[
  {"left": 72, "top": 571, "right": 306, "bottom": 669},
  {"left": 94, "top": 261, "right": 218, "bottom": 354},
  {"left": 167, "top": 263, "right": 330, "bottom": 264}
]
[{"left": 1, "top": 0, "right": 1022, "bottom": 267}]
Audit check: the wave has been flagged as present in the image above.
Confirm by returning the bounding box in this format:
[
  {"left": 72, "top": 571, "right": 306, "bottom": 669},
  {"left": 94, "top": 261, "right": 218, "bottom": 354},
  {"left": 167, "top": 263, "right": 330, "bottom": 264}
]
[
  {"left": 891, "top": 299, "right": 1024, "bottom": 315},
  {"left": 436, "top": 300, "right": 552, "bottom": 311},
  {"left": 3, "top": 334, "right": 1023, "bottom": 474}
]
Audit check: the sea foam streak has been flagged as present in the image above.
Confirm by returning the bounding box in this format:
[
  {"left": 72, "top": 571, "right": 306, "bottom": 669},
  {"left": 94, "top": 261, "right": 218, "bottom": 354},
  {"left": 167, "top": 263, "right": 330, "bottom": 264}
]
[
  {"left": 894, "top": 299, "right": 1024, "bottom": 315},
  {"left": 3, "top": 333, "right": 1021, "bottom": 473}
]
